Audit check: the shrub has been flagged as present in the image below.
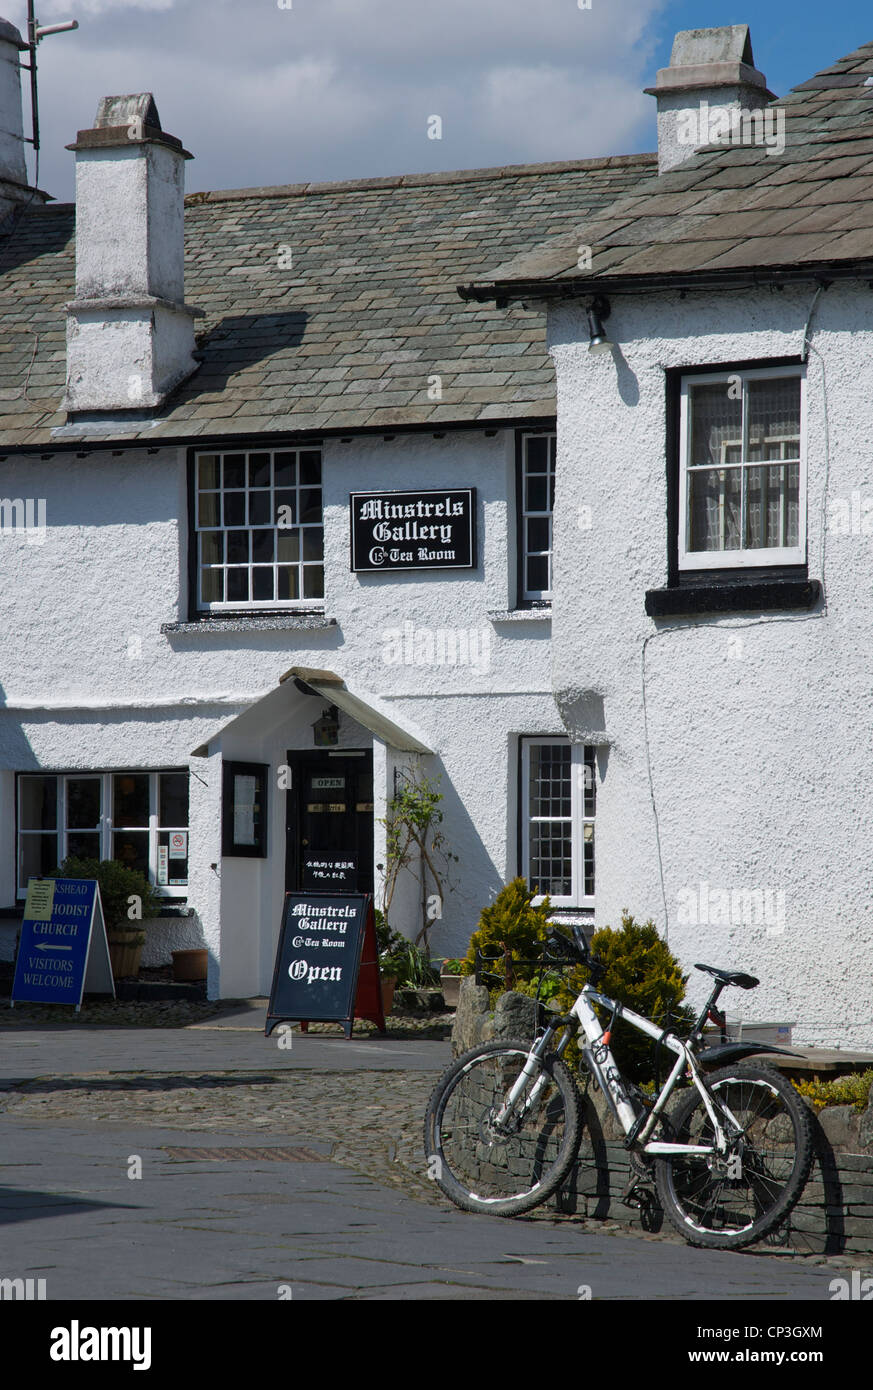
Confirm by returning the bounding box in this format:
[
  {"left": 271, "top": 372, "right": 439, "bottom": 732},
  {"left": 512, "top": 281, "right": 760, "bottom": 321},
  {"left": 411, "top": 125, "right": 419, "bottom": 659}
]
[
  {"left": 792, "top": 1068, "right": 873, "bottom": 1112},
  {"left": 554, "top": 911, "right": 694, "bottom": 1085},
  {"left": 461, "top": 877, "right": 553, "bottom": 987},
  {"left": 52, "top": 856, "right": 162, "bottom": 931}
]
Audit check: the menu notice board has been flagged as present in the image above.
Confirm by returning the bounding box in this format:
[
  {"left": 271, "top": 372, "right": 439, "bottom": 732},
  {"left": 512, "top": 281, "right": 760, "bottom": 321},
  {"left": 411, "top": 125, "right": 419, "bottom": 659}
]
[
  {"left": 302, "top": 853, "right": 358, "bottom": 891},
  {"left": 265, "top": 892, "right": 384, "bottom": 1039},
  {"left": 11, "top": 877, "right": 115, "bottom": 1011}
]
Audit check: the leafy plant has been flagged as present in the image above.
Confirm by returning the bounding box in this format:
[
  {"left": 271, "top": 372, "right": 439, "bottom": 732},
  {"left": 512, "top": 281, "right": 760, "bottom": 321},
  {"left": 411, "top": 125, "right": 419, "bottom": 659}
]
[
  {"left": 792, "top": 1068, "right": 873, "bottom": 1112},
  {"left": 380, "top": 762, "right": 458, "bottom": 954},
  {"left": 52, "top": 856, "right": 162, "bottom": 931},
  {"left": 380, "top": 937, "right": 439, "bottom": 988},
  {"left": 461, "top": 877, "right": 553, "bottom": 987},
  {"left": 554, "top": 911, "right": 694, "bottom": 1084},
  {"left": 439, "top": 957, "right": 465, "bottom": 976}
]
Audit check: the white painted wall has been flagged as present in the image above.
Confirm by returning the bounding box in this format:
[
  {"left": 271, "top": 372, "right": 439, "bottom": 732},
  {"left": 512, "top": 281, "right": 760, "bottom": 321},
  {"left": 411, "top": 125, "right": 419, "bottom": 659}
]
[
  {"left": 0, "top": 429, "right": 558, "bottom": 995},
  {"left": 548, "top": 279, "right": 873, "bottom": 1048}
]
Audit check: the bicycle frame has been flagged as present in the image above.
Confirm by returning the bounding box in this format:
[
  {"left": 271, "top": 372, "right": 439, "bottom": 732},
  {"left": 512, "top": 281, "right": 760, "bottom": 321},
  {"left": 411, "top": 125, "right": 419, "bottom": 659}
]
[{"left": 494, "top": 982, "right": 737, "bottom": 1158}]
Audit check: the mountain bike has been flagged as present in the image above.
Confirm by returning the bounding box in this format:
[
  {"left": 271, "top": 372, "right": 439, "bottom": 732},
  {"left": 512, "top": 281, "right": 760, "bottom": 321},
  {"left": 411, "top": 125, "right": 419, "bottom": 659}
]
[{"left": 424, "top": 926, "right": 813, "bottom": 1250}]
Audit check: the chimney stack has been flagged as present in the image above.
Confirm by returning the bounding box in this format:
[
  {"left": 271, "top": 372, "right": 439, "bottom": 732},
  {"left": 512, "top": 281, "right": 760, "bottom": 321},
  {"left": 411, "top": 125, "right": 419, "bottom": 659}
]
[
  {"left": 0, "top": 18, "right": 38, "bottom": 218},
  {"left": 64, "top": 94, "right": 200, "bottom": 414},
  {"left": 646, "top": 26, "right": 776, "bottom": 175}
]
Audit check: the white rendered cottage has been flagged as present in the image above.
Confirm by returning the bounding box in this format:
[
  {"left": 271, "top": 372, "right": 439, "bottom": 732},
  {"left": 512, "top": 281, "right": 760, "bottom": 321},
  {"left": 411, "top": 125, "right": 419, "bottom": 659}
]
[
  {"left": 0, "top": 15, "right": 655, "bottom": 997},
  {"left": 464, "top": 27, "right": 873, "bottom": 1049}
]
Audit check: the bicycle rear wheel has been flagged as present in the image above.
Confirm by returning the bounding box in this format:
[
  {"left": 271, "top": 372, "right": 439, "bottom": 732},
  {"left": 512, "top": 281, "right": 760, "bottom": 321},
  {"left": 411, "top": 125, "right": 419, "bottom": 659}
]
[
  {"left": 424, "top": 1039, "right": 583, "bottom": 1217},
  {"left": 655, "top": 1063, "right": 813, "bottom": 1250}
]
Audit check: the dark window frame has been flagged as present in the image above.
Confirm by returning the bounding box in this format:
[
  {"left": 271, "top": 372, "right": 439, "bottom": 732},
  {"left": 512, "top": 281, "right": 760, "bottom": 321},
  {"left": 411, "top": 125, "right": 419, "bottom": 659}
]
[
  {"left": 186, "top": 441, "right": 325, "bottom": 621},
  {"left": 515, "top": 427, "right": 557, "bottom": 609},
  {"left": 222, "top": 760, "right": 269, "bottom": 858}
]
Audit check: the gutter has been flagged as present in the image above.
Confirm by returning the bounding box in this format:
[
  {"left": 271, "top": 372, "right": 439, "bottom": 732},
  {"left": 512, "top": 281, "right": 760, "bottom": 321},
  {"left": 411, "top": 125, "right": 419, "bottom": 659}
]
[{"left": 458, "top": 258, "right": 873, "bottom": 306}]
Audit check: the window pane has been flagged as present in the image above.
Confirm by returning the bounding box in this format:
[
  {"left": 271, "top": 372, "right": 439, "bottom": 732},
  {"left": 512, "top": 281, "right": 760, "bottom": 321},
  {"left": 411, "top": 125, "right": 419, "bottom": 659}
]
[
  {"left": 198, "top": 455, "right": 219, "bottom": 489},
  {"left": 275, "top": 492, "right": 296, "bottom": 524},
  {"left": 583, "top": 823, "right": 595, "bottom": 898},
  {"left": 114, "top": 774, "right": 149, "bottom": 827},
  {"left": 227, "top": 530, "right": 249, "bottom": 564},
  {"left": 158, "top": 830, "right": 188, "bottom": 885},
  {"left": 252, "top": 529, "right": 274, "bottom": 563},
  {"left": 583, "top": 747, "right": 596, "bottom": 818},
  {"left": 300, "top": 450, "right": 321, "bottom": 485},
  {"left": 223, "top": 456, "right": 245, "bottom": 489},
  {"left": 275, "top": 452, "right": 296, "bottom": 487},
  {"left": 248, "top": 492, "right": 272, "bottom": 526},
  {"left": 526, "top": 436, "right": 549, "bottom": 471},
  {"left": 252, "top": 567, "right": 274, "bottom": 600},
  {"left": 227, "top": 569, "right": 249, "bottom": 602},
  {"left": 201, "top": 567, "right": 223, "bottom": 603},
  {"left": 303, "top": 566, "right": 324, "bottom": 599},
  {"left": 20, "top": 833, "right": 58, "bottom": 885},
  {"left": 526, "top": 516, "right": 550, "bottom": 553},
  {"left": 67, "top": 832, "right": 100, "bottom": 860},
  {"left": 526, "top": 474, "right": 549, "bottom": 512},
  {"left": 526, "top": 554, "right": 549, "bottom": 593},
  {"left": 223, "top": 492, "right": 245, "bottom": 527},
  {"left": 67, "top": 779, "right": 100, "bottom": 830},
  {"left": 747, "top": 377, "right": 800, "bottom": 463},
  {"left": 277, "top": 530, "right": 300, "bottom": 563},
  {"left": 248, "top": 453, "right": 271, "bottom": 488},
  {"left": 302, "top": 527, "right": 323, "bottom": 562},
  {"left": 529, "top": 744, "right": 571, "bottom": 818},
  {"left": 201, "top": 530, "right": 223, "bottom": 565},
  {"left": 300, "top": 489, "right": 321, "bottom": 523},
  {"left": 159, "top": 773, "right": 189, "bottom": 827},
  {"left": 113, "top": 831, "right": 149, "bottom": 876},
  {"left": 746, "top": 462, "right": 799, "bottom": 549},
  {"left": 529, "top": 824, "right": 571, "bottom": 897},
  {"left": 688, "top": 467, "right": 741, "bottom": 552},
  {"left": 20, "top": 777, "right": 57, "bottom": 831},
  {"left": 278, "top": 566, "right": 299, "bottom": 600},
  {"left": 198, "top": 492, "right": 219, "bottom": 527},
  {"left": 689, "top": 383, "right": 742, "bottom": 467}
]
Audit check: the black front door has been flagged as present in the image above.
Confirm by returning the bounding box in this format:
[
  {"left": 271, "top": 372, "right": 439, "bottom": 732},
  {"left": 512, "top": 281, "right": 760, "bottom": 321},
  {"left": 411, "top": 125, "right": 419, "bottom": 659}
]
[{"left": 284, "top": 750, "right": 374, "bottom": 895}]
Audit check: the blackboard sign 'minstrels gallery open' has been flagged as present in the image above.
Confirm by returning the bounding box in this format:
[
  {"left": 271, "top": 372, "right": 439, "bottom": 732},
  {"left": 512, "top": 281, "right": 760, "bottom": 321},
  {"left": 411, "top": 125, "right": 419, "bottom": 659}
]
[{"left": 350, "top": 489, "right": 476, "bottom": 572}]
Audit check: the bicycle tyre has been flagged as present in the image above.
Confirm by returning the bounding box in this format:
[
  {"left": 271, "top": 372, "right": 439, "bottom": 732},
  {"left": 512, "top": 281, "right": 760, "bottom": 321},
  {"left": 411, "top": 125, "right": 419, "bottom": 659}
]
[
  {"left": 655, "top": 1063, "right": 813, "bottom": 1250},
  {"left": 423, "top": 1039, "right": 583, "bottom": 1217}
]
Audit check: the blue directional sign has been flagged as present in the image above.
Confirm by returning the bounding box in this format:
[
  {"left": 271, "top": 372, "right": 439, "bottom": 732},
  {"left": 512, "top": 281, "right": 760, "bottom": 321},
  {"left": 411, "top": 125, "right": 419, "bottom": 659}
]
[{"left": 12, "top": 877, "right": 115, "bottom": 1009}]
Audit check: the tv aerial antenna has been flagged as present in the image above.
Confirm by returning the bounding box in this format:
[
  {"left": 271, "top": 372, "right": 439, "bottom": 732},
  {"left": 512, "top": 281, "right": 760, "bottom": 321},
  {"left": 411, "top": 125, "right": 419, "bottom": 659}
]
[{"left": 22, "top": 1, "right": 79, "bottom": 167}]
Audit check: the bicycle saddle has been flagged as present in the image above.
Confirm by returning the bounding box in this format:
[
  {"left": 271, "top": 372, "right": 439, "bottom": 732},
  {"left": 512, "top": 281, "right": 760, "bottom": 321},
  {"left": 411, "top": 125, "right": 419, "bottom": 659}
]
[{"left": 695, "top": 963, "right": 759, "bottom": 989}]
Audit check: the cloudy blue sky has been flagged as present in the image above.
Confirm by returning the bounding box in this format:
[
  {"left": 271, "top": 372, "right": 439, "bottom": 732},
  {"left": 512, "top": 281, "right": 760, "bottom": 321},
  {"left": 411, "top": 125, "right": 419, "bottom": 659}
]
[{"left": 7, "top": 0, "right": 871, "bottom": 201}]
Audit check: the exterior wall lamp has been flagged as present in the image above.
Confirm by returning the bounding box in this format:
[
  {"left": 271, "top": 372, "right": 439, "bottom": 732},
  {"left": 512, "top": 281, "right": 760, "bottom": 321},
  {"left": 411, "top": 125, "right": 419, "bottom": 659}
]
[
  {"left": 313, "top": 705, "right": 340, "bottom": 746},
  {"left": 586, "top": 296, "right": 613, "bottom": 355}
]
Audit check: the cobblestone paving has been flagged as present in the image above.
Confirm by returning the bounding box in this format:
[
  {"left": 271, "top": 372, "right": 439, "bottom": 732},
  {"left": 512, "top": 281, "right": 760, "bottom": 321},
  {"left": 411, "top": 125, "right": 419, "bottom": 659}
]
[
  {"left": 0, "top": 1066, "right": 445, "bottom": 1206},
  {"left": 0, "top": 1063, "right": 866, "bottom": 1269},
  {"left": 1, "top": 998, "right": 453, "bottom": 1036}
]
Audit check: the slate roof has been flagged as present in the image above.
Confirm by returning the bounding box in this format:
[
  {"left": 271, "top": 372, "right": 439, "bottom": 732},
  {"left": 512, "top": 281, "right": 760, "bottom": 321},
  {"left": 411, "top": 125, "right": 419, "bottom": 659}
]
[
  {"left": 0, "top": 154, "right": 655, "bottom": 448},
  {"left": 462, "top": 41, "right": 873, "bottom": 300}
]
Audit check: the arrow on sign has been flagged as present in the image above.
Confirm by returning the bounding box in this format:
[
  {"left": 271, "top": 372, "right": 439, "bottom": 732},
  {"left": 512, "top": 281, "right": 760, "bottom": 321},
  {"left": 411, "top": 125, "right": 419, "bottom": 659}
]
[{"left": 33, "top": 943, "right": 74, "bottom": 952}]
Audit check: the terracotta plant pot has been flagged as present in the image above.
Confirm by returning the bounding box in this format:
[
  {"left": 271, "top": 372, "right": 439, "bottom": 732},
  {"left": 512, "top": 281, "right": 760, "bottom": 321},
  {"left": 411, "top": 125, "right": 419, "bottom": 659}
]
[
  {"left": 381, "top": 975, "right": 397, "bottom": 1015},
  {"left": 108, "top": 929, "right": 146, "bottom": 980},
  {"left": 172, "top": 948, "right": 208, "bottom": 982}
]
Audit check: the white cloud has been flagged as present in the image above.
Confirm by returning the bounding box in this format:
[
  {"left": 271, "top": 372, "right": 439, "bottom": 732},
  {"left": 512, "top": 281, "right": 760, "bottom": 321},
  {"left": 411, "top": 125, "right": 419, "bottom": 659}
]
[{"left": 10, "top": 0, "right": 669, "bottom": 199}]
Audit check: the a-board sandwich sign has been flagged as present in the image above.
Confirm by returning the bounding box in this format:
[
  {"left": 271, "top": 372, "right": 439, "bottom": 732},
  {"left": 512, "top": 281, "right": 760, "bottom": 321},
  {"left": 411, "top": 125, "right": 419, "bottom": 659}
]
[
  {"left": 265, "top": 891, "right": 383, "bottom": 1039},
  {"left": 11, "top": 877, "right": 115, "bottom": 1011}
]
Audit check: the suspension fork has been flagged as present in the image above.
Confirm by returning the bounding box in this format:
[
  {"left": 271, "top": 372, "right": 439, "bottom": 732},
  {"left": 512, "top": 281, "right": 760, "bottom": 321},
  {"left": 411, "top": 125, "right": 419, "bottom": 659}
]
[{"left": 491, "top": 1016, "right": 576, "bottom": 1126}]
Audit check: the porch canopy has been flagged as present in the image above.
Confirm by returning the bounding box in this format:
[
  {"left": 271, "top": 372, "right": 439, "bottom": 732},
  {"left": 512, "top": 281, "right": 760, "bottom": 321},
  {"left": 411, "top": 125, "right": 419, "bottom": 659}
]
[{"left": 191, "top": 666, "right": 434, "bottom": 756}]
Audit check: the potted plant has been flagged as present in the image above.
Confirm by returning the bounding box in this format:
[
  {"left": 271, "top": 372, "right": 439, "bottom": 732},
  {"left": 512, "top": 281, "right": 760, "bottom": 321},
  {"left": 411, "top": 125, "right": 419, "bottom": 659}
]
[
  {"left": 439, "top": 957, "right": 464, "bottom": 1008},
  {"left": 52, "top": 855, "right": 162, "bottom": 981},
  {"left": 375, "top": 909, "right": 438, "bottom": 1013}
]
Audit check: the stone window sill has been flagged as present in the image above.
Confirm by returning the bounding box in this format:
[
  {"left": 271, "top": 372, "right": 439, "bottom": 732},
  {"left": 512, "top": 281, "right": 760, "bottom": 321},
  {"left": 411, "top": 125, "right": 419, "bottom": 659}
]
[
  {"left": 645, "top": 580, "right": 821, "bottom": 618},
  {"left": 163, "top": 614, "right": 336, "bottom": 634},
  {"left": 488, "top": 606, "right": 552, "bottom": 623}
]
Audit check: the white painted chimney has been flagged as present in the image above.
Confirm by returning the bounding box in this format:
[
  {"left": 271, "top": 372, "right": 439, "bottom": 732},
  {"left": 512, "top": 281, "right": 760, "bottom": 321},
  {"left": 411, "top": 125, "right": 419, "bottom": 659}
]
[
  {"left": 645, "top": 26, "right": 776, "bottom": 175},
  {"left": 0, "top": 18, "right": 35, "bottom": 217},
  {"left": 64, "top": 94, "right": 200, "bottom": 414}
]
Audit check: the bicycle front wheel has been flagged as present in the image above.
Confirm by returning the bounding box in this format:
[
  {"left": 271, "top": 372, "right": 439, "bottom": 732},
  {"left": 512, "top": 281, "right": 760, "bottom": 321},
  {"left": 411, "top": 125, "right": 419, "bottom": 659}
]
[
  {"left": 424, "top": 1039, "right": 583, "bottom": 1217},
  {"left": 655, "top": 1063, "right": 813, "bottom": 1250}
]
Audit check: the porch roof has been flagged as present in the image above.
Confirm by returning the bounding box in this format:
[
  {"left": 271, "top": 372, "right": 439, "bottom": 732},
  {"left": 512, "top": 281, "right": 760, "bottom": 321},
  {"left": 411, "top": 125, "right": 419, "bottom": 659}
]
[{"left": 191, "top": 666, "right": 434, "bottom": 756}]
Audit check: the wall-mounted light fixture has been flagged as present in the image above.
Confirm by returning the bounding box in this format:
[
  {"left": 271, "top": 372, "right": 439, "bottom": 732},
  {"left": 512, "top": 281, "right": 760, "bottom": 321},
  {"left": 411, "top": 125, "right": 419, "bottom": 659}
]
[
  {"left": 586, "top": 296, "right": 612, "bottom": 355},
  {"left": 313, "top": 705, "right": 340, "bottom": 747}
]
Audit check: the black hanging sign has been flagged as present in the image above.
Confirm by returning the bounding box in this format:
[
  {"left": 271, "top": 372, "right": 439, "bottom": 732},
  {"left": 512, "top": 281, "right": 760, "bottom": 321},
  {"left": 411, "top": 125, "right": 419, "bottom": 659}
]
[
  {"left": 350, "top": 488, "right": 476, "bottom": 571},
  {"left": 265, "top": 892, "right": 384, "bottom": 1039}
]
